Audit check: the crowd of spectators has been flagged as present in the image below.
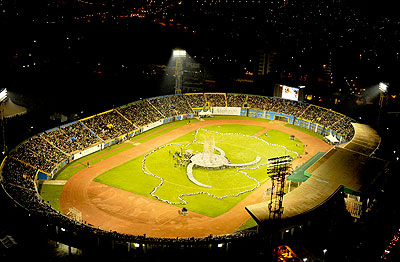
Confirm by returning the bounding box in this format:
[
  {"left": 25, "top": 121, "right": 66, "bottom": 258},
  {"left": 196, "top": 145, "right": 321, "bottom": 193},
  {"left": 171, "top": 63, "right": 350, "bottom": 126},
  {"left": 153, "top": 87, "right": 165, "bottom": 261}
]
[
  {"left": 10, "top": 137, "right": 66, "bottom": 174},
  {"left": 23, "top": 136, "right": 67, "bottom": 164},
  {"left": 148, "top": 97, "right": 175, "bottom": 118},
  {"left": 169, "top": 95, "right": 193, "bottom": 115},
  {"left": 268, "top": 98, "right": 303, "bottom": 117},
  {"left": 41, "top": 127, "right": 83, "bottom": 154},
  {"left": 81, "top": 110, "right": 136, "bottom": 141},
  {"left": 227, "top": 94, "right": 247, "bottom": 107},
  {"left": 204, "top": 93, "right": 226, "bottom": 107},
  {"left": 245, "top": 95, "right": 268, "bottom": 110},
  {"left": 184, "top": 93, "right": 205, "bottom": 108},
  {"left": 61, "top": 122, "right": 101, "bottom": 149},
  {"left": 300, "top": 105, "right": 327, "bottom": 123},
  {"left": 1, "top": 157, "right": 37, "bottom": 190},
  {"left": 333, "top": 116, "right": 355, "bottom": 141},
  {"left": 117, "top": 100, "right": 164, "bottom": 127},
  {"left": 243, "top": 95, "right": 355, "bottom": 140},
  {"left": 2, "top": 93, "right": 357, "bottom": 179},
  {"left": 4, "top": 93, "right": 356, "bottom": 177}
]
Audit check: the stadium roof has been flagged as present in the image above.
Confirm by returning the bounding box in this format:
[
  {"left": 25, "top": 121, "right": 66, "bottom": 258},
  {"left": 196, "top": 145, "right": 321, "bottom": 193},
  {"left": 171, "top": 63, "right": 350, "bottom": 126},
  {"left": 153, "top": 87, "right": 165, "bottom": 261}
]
[
  {"left": 2, "top": 98, "right": 27, "bottom": 118},
  {"left": 287, "top": 152, "right": 325, "bottom": 182},
  {"left": 246, "top": 123, "right": 387, "bottom": 224}
]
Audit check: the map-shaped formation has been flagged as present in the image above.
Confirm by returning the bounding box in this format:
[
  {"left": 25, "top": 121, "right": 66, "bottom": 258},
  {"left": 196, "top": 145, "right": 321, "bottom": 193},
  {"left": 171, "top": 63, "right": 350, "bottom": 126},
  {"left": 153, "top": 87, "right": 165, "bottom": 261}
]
[{"left": 141, "top": 128, "right": 297, "bottom": 205}]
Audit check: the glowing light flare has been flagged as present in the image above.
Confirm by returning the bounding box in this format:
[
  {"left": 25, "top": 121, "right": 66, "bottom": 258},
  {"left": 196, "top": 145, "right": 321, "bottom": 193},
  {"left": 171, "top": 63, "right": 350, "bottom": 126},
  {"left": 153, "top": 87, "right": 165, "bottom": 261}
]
[
  {"left": 379, "top": 82, "right": 388, "bottom": 93},
  {"left": 173, "top": 49, "right": 186, "bottom": 57},
  {"left": 0, "top": 88, "right": 7, "bottom": 102}
]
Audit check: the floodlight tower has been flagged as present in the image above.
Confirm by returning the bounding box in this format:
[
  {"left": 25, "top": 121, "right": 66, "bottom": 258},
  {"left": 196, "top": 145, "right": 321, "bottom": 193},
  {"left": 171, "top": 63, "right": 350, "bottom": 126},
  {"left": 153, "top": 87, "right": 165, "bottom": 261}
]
[
  {"left": 378, "top": 82, "right": 389, "bottom": 126},
  {"left": 0, "top": 88, "right": 8, "bottom": 157},
  {"left": 173, "top": 49, "right": 186, "bottom": 95},
  {"left": 267, "top": 155, "right": 291, "bottom": 220}
]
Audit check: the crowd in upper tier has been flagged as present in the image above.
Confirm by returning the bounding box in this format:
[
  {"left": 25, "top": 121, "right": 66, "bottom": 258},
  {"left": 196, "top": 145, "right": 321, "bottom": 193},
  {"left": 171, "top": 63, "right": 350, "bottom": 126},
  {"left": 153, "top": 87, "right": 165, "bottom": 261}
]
[
  {"left": 4, "top": 93, "right": 355, "bottom": 176},
  {"left": 0, "top": 93, "right": 355, "bottom": 243}
]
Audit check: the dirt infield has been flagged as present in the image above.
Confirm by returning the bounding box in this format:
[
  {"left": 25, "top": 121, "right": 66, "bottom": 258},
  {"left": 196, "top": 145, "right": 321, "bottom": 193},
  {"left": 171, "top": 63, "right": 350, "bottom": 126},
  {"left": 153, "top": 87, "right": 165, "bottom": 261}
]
[{"left": 59, "top": 120, "right": 332, "bottom": 238}]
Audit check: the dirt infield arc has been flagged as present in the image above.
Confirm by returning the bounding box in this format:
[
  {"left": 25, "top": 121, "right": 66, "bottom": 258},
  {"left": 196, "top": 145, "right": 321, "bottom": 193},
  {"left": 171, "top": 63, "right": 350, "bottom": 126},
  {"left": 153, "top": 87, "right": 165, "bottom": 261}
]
[{"left": 59, "top": 119, "right": 332, "bottom": 238}]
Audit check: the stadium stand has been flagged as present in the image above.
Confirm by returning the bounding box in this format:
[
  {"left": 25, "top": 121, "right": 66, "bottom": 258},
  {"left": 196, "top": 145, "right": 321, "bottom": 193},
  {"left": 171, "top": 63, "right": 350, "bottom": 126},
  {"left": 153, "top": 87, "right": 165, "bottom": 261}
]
[
  {"left": 81, "top": 111, "right": 123, "bottom": 141},
  {"left": 204, "top": 93, "right": 227, "bottom": 107},
  {"left": 184, "top": 93, "right": 206, "bottom": 108},
  {"left": 117, "top": 100, "right": 164, "bottom": 127},
  {"left": 61, "top": 121, "right": 102, "bottom": 149},
  {"left": 227, "top": 93, "right": 247, "bottom": 107},
  {"left": 169, "top": 95, "right": 194, "bottom": 115},
  {"left": 41, "top": 127, "right": 83, "bottom": 154}
]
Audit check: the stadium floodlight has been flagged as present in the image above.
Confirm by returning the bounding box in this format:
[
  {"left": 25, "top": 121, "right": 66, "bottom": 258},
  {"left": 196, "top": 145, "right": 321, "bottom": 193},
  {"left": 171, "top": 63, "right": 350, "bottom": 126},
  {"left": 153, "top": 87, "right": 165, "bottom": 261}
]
[
  {"left": 379, "top": 82, "right": 388, "bottom": 93},
  {"left": 173, "top": 49, "right": 186, "bottom": 58},
  {"left": 172, "top": 49, "right": 186, "bottom": 95},
  {"left": 0, "top": 88, "right": 7, "bottom": 103}
]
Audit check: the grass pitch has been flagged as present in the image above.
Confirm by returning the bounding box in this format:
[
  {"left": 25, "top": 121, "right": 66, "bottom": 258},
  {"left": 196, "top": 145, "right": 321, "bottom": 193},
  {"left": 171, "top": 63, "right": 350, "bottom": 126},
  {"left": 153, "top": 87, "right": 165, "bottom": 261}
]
[{"left": 94, "top": 124, "right": 303, "bottom": 217}]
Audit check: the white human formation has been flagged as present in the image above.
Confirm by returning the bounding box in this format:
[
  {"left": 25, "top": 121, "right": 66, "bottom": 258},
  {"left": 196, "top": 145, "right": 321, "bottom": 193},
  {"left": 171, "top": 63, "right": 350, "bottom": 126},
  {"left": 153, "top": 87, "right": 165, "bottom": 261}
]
[{"left": 141, "top": 128, "right": 297, "bottom": 205}]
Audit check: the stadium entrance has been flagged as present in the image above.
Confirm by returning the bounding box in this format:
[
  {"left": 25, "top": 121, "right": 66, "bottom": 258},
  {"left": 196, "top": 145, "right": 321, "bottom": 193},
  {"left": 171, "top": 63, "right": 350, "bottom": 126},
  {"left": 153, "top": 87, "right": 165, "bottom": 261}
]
[{"left": 274, "top": 115, "right": 289, "bottom": 122}]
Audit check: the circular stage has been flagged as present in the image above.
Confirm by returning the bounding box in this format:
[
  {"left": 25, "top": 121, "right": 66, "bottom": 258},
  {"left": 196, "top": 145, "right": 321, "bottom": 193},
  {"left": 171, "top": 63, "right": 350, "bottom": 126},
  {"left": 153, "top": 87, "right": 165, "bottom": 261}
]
[{"left": 190, "top": 152, "right": 229, "bottom": 168}]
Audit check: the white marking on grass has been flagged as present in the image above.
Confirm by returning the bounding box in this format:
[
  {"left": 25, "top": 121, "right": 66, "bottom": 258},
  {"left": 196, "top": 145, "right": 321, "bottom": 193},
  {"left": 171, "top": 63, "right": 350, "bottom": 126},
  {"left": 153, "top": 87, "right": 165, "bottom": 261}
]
[{"left": 141, "top": 128, "right": 299, "bottom": 205}]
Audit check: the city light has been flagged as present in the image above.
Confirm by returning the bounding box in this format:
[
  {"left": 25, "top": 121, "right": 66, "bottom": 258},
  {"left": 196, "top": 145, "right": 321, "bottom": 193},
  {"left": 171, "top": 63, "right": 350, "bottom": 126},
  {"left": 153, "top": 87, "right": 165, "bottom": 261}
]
[{"left": 381, "top": 228, "right": 400, "bottom": 260}]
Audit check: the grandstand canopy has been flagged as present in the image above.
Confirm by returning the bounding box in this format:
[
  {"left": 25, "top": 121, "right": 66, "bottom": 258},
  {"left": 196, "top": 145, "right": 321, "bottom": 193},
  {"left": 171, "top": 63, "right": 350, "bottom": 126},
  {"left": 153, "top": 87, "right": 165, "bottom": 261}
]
[
  {"left": 246, "top": 123, "right": 387, "bottom": 224},
  {"left": 305, "top": 146, "right": 387, "bottom": 195},
  {"left": 2, "top": 98, "right": 27, "bottom": 118},
  {"left": 287, "top": 152, "right": 325, "bottom": 182}
]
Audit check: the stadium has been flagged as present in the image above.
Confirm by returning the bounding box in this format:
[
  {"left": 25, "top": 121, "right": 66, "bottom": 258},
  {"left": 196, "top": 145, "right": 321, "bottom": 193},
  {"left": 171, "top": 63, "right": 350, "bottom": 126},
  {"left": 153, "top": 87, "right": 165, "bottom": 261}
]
[{"left": 0, "top": 93, "right": 388, "bottom": 260}]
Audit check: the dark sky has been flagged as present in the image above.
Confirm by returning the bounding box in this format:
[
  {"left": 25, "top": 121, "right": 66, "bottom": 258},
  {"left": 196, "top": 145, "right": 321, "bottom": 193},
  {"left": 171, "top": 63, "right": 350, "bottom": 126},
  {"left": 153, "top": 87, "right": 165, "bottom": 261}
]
[{"left": 352, "top": 1, "right": 398, "bottom": 17}]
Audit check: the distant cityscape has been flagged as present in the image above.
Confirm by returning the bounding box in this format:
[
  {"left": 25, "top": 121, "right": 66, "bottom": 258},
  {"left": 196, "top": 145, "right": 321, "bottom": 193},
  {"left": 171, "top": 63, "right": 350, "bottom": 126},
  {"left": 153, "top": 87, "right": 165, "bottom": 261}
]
[{"left": 2, "top": 0, "right": 400, "bottom": 109}]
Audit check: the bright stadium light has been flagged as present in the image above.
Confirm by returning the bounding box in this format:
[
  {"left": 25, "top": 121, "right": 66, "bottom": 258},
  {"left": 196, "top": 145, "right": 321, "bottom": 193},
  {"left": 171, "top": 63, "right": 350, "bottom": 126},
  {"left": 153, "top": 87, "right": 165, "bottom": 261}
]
[
  {"left": 379, "top": 82, "right": 388, "bottom": 93},
  {"left": 0, "top": 88, "right": 7, "bottom": 103},
  {"left": 172, "top": 49, "right": 186, "bottom": 94},
  {"left": 173, "top": 49, "right": 186, "bottom": 58},
  {"left": 377, "top": 82, "right": 389, "bottom": 126}
]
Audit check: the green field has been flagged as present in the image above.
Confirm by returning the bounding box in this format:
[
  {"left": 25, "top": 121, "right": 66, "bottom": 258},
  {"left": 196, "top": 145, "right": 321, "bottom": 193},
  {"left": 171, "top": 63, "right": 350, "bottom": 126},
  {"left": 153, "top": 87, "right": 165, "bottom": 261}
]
[
  {"left": 38, "top": 184, "right": 64, "bottom": 211},
  {"left": 94, "top": 124, "right": 304, "bottom": 217},
  {"left": 39, "top": 119, "right": 307, "bottom": 229}
]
